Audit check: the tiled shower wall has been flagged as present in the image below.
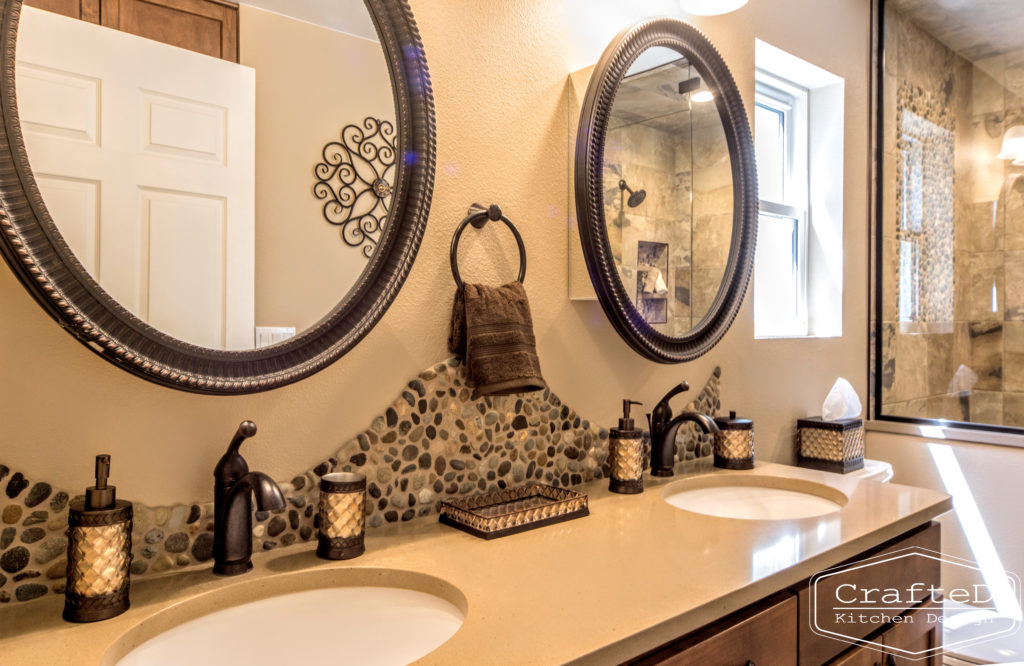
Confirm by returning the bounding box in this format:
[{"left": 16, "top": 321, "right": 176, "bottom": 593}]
[
  {"left": 602, "top": 64, "right": 731, "bottom": 337},
  {"left": 880, "top": 5, "right": 1024, "bottom": 426},
  {"left": 605, "top": 117, "right": 697, "bottom": 336}
]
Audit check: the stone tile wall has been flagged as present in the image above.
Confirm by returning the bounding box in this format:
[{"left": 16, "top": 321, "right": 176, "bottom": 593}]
[
  {"left": 0, "top": 359, "right": 722, "bottom": 606},
  {"left": 603, "top": 59, "right": 731, "bottom": 337},
  {"left": 879, "top": 5, "right": 1024, "bottom": 426}
]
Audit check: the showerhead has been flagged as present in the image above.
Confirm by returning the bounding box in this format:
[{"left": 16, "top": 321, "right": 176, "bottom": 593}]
[{"left": 619, "top": 179, "right": 647, "bottom": 208}]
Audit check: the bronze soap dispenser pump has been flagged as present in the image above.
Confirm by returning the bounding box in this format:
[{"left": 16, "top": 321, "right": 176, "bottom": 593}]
[
  {"left": 64, "top": 454, "right": 133, "bottom": 622},
  {"left": 608, "top": 399, "right": 644, "bottom": 494}
]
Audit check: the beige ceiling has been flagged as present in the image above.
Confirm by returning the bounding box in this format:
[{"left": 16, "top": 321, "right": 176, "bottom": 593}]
[
  {"left": 238, "top": 0, "right": 378, "bottom": 42},
  {"left": 888, "top": 0, "right": 1023, "bottom": 63}
]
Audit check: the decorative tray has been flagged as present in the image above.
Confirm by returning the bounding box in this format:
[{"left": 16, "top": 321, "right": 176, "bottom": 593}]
[{"left": 438, "top": 483, "right": 589, "bottom": 540}]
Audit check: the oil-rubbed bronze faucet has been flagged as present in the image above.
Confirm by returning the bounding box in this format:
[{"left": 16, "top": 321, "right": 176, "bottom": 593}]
[
  {"left": 647, "top": 383, "right": 720, "bottom": 477},
  {"left": 213, "top": 421, "right": 285, "bottom": 575}
]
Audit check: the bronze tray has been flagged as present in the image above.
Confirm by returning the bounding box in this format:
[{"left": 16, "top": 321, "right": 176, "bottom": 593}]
[{"left": 438, "top": 483, "right": 589, "bottom": 540}]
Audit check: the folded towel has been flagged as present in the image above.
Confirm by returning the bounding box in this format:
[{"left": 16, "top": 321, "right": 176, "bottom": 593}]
[
  {"left": 642, "top": 267, "right": 668, "bottom": 295},
  {"left": 448, "top": 281, "right": 546, "bottom": 396}
]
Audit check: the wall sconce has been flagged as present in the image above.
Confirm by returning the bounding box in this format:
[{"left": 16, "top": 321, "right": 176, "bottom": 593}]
[
  {"left": 678, "top": 0, "right": 749, "bottom": 16},
  {"left": 679, "top": 77, "right": 714, "bottom": 103},
  {"left": 997, "top": 125, "right": 1024, "bottom": 162}
]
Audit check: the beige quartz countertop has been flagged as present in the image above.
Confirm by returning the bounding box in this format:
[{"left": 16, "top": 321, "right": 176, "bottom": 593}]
[{"left": 0, "top": 462, "right": 952, "bottom": 665}]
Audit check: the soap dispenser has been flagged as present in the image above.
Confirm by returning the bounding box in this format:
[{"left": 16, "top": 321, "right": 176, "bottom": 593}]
[
  {"left": 64, "top": 454, "right": 133, "bottom": 622},
  {"left": 609, "top": 399, "right": 644, "bottom": 494}
]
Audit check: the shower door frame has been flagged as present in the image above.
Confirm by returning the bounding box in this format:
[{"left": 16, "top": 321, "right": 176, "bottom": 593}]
[{"left": 868, "top": 0, "right": 1024, "bottom": 445}]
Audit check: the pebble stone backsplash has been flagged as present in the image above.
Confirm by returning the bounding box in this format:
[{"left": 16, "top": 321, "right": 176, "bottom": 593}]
[{"left": 0, "top": 359, "right": 721, "bottom": 606}]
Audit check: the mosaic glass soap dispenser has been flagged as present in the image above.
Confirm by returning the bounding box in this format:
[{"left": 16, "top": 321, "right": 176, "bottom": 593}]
[
  {"left": 64, "top": 454, "right": 133, "bottom": 622},
  {"left": 609, "top": 399, "right": 644, "bottom": 494}
]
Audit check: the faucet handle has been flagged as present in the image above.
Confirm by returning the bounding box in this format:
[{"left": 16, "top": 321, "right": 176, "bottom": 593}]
[
  {"left": 660, "top": 382, "right": 690, "bottom": 404},
  {"left": 215, "top": 420, "right": 257, "bottom": 483},
  {"left": 650, "top": 382, "right": 690, "bottom": 433},
  {"left": 228, "top": 420, "right": 258, "bottom": 453}
]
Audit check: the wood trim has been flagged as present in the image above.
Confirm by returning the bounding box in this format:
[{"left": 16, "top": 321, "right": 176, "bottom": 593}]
[{"left": 23, "top": 0, "right": 98, "bottom": 21}]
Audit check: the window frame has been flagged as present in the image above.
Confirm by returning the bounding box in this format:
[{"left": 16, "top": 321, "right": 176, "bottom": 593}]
[{"left": 754, "top": 70, "right": 811, "bottom": 338}]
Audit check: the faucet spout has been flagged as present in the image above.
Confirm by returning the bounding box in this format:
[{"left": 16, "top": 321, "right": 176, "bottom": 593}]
[
  {"left": 213, "top": 471, "right": 284, "bottom": 575},
  {"left": 649, "top": 411, "right": 720, "bottom": 477}
]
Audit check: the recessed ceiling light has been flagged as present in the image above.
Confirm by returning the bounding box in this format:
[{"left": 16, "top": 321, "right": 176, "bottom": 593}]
[
  {"left": 679, "top": 0, "right": 749, "bottom": 16},
  {"left": 691, "top": 90, "right": 715, "bottom": 103}
]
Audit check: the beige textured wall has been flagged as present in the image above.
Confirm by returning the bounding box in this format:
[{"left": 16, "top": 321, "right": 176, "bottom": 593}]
[
  {"left": 241, "top": 6, "right": 395, "bottom": 332},
  {"left": 0, "top": 0, "right": 870, "bottom": 505}
]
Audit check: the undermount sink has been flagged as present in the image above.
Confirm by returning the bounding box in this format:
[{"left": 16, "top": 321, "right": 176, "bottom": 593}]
[
  {"left": 112, "top": 570, "right": 465, "bottom": 666},
  {"left": 662, "top": 474, "right": 848, "bottom": 520}
]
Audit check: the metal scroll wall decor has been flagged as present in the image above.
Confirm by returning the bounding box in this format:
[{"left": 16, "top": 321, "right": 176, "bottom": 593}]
[{"left": 313, "top": 117, "right": 396, "bottom": 257}]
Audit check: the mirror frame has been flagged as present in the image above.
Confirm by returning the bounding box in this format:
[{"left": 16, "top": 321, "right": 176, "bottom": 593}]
[
  {"left": 575, "top": 18, "right": 757, "bottom": 363},
  {"left": 0, "top": 0, "right": 435, "bottom": 393}
]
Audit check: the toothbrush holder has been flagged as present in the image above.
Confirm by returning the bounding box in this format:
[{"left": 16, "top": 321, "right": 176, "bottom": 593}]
[{"left": 316, "top": 472, "right": 366, "bottom": 560}]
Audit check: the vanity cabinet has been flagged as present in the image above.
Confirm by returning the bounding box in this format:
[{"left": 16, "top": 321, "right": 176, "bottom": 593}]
[
  {"left": 828, "top": 599, "right": 941, "bottom": 666},
  {"left": 829, "top": 644, "right": 882, "bottom": 666},
  {"left": 628, "top": 522, "right": 941, "bottom": 666},
  {"left": 631, "top": 592, "right": 797, "bottom": 665},
  {"left": 24, "top": 0, "right": 239, "bottom": 62},
  {"left": 796, "top": 522, "right": 940, "bottom": 664},
  {"left": 883, "top": 598, "right": 942, "bottom": 666}
]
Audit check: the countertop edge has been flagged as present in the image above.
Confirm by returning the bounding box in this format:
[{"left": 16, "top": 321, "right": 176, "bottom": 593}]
[{"left": 564, "top": 497, "right": 953, "bottom": 665}]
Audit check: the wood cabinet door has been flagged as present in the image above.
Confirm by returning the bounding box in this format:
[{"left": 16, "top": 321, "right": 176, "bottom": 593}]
[
  {"left": 631, "top": 593, "right": 798, "bottom": 666},
  {"left": 26, "top": 0, "right": 238, "bottom": 62},
  {"left": 795, "top": 522, "right": 941, "bottom": 665},
  {"left": 102, "top": 0, "right": 238, "bottom": 62},
  {"left": 884, "top": 599, "right": 941, "bottom": 666},
  {"left": 828, "top": 644, "right": 883, "bottom": 666}
]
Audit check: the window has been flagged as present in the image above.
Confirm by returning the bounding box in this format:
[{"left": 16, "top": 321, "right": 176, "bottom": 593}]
[
  {"left": 754, "top": 72, "right": 809, "bottom": 337},
  {"left": 753, "top": 40, "right": 845, "bottom": 340}
]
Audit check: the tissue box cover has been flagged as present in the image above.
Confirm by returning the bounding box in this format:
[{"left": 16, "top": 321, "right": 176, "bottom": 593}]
[{"left": 796, "top": 417, "right": 864, "bottom": 474}]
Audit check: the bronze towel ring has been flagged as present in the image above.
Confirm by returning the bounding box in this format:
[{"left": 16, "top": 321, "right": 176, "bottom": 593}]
[{"left": 449, "top": 203, "right": 526, "bottom": 288}]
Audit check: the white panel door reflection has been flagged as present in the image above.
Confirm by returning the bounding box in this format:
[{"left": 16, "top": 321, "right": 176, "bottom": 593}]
[{"left": 16, "top": 6, "right": 255, "bottom": 350}]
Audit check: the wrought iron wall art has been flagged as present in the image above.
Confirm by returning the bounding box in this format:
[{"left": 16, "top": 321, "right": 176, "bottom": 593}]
[{"left": 313, "top": 117, "right": 396, "bottom": 257}]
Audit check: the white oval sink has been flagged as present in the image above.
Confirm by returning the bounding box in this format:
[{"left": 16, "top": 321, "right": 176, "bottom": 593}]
[
  {"left": 663, "top": 475, "right": 847, "bottom": 520},
  {"left": 115, "top": 577, "right": 464, "bottom": 666}
]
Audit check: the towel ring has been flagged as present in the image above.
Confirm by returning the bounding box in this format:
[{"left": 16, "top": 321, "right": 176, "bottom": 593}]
[{"left": 450, "top": 203, "right": 527, "bottom": 288}]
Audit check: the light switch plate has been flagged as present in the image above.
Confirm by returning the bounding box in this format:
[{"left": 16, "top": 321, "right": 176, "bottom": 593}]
[{"left": 255, "top": 326, "right": 296, "bottom": 349}]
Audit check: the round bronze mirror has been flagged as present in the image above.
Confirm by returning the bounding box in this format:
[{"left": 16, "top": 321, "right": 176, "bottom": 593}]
[
  {"left": 575, "top": 18, "right": 757, "bottom": 362},
  {"left": 0, "top": 0, "right": 434, "bottom": 393}
]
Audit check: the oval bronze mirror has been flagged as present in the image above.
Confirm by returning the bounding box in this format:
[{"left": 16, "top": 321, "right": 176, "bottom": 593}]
[
  {"left": 0, "top": 0, "right": 434, "bottom": 393},
  {"left": 575, "top": 18, "right": 757, "bottom": 362}
]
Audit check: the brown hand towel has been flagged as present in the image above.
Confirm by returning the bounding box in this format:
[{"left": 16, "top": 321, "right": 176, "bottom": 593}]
[{"left": 448, "top": 281, "right": 546, "bottom": 396}]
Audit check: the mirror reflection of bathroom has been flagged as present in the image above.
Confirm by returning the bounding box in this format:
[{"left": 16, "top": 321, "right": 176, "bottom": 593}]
[
  {"left": 602, "top": 46, "right": 732, "bottom": 335},
  {"left": 15, "top": 0, "right": 394, "bottom": 351},
  {"left": 879, "top": 0, "right": 1024, "bottom": 428}
]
